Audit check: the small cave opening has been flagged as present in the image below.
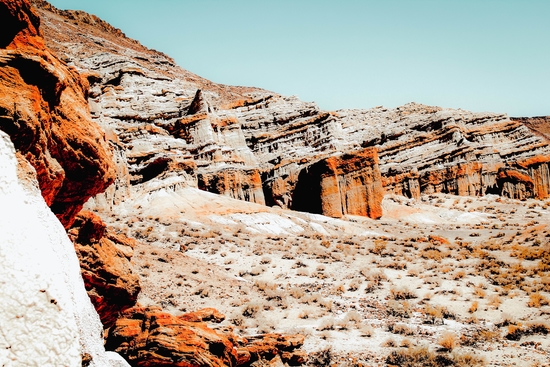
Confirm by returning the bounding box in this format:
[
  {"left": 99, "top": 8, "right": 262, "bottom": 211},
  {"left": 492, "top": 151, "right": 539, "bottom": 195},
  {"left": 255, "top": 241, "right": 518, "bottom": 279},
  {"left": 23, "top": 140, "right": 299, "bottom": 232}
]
[
  {"left": 292, "top": 167, "right": 323, "bottom": 215},
  {"left": 131, "top": 157, "right": 170, "bottom": 185}
]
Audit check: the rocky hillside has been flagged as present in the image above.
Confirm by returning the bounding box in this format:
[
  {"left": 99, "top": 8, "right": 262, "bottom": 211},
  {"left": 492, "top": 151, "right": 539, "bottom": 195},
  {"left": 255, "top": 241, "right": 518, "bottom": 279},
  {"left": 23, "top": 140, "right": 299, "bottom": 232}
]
[
  {"left": 31, "top": 0, "right": 550, "bottom": 223},
  {"left": 3, "top": 0, "right": 550, "bottom": 366}
]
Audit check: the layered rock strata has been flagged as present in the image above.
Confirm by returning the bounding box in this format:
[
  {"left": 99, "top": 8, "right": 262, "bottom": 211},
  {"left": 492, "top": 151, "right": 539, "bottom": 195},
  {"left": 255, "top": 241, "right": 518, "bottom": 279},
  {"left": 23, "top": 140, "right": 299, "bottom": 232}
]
[
  {"left": 30, "top": 1, "right": 550, "bottom": 221},
  {"left": 69, "top": 211, "right": 141, "bottom": 328},
  {"left": 106, "top": 307, "right": 306, "bottom": 367},
  {"left": 0, "top": 0, "right": 115, "bottom": 228},
  {"left": 293, "top": 148, "right": 383, "bottom": 219}
]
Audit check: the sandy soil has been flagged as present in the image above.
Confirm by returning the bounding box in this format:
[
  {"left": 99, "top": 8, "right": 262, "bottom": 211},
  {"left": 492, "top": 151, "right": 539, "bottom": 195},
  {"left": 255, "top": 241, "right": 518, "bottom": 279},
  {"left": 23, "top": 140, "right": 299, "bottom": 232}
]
[{"left": 97, "top": 187, "right": 550, "bottom": 366}]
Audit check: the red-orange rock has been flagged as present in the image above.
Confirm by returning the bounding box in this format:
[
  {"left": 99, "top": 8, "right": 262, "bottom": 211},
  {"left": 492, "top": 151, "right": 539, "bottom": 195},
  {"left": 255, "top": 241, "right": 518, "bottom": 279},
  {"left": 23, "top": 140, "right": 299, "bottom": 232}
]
[
  {"left": 245, "top": 334, "right": 306, "bottom": 365},
  {"left": 106, "top": 308, "right": 307, "bottom": 367},
  {"left": 293, "top": 148, "right": 383, "bottom": 219},
  {"left": 198, "top": 168, "right": 266, "bottom": 205},
  {"left": 0, "top": 0, "right": 115, "bottom": 227},
  {"left": 180, "top": 308, "right": 225, "bottom": 323},
  {"left": 69, "top": 211, "right": 140, "bottom": 328},
  {"left": 106, "top": 307, "right": 239, "bottom": 367}
]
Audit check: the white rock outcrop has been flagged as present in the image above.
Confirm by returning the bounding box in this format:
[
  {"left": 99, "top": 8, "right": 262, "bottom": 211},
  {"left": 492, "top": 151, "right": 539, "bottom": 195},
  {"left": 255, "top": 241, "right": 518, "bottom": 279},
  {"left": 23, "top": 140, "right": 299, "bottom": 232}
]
[{"left": 0, "top": 131, "right": 129, "bottom": 366}]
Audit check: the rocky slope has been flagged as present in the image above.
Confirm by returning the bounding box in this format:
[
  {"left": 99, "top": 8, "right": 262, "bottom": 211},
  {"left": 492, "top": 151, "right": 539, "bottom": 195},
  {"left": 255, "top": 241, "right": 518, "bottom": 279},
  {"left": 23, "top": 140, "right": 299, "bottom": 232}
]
[
  {"left": 0, "top": 1, "right": 130, "bottom": 366},
  {"left": 31, "top": 0, "right": 550, "bottom": 223},
  {"left": 4, "top": 0, "right": 550, "bottom": 366}
]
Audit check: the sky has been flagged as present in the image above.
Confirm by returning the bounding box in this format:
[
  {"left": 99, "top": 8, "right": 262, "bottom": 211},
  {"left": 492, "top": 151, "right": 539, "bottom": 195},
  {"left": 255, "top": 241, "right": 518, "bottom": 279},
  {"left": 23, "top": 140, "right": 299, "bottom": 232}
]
[{"left": 46, "top": 0, "right": 549, "bottom": 117}]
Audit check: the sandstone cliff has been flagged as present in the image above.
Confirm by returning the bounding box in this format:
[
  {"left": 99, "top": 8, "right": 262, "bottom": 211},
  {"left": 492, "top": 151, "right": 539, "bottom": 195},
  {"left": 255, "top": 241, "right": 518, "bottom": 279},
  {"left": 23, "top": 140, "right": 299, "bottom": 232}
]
[
  {"left": 0, "top": 1, "right": 128, "bottom": 365},
  {"left": 31, "top": 0, "right": 550, "bottom": 223},
  {"left": 69, "top": 211, "right": 141, "bottom": 329},
  {"left": 0, "top": 0, "right": 115, "bottom": 228}
]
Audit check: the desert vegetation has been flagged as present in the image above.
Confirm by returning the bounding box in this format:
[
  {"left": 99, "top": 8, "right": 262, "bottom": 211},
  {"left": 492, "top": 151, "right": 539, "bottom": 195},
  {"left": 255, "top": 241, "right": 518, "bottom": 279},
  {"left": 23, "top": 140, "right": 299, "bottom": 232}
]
[{"left": 105, "top": 192, "right": 550, "bottom": 366}]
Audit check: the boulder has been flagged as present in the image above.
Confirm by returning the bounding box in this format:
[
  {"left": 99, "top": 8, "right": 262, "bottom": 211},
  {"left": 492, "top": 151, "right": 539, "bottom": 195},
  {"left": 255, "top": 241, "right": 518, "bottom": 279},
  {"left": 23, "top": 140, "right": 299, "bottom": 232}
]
[{"left": 69, "top": 211, "right": 141, "bottom": 329}]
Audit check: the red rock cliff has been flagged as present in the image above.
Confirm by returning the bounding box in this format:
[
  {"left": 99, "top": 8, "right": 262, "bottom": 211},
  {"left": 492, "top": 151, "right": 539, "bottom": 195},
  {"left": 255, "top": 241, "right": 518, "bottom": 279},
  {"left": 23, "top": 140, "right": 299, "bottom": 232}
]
[
  {"left": 293, "top": 148, "right": 383, "bottom": 219},
  {"left": 0, "top": 0, "right": 115, "bottom": 227}
]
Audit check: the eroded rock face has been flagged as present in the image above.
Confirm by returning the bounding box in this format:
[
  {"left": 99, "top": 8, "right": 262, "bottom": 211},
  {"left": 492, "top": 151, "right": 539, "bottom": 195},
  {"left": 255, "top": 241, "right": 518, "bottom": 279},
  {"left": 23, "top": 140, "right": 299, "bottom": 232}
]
[
  {"left": 0, "top": 130, "right": 129, "bottom": 367},
  {"left": 69, "top": 211, "right": 141, "bottom": 329},
  {"left": 106, "top": 307, "right": 305, "bottom": 367},
  {"left": 293, "top": 148, "right": 383, "bottom": 219},
  {"left": 31, "top": 1, "right": 550, "bottom": 221},
  {"left": 106, "top": 307, "right": 239, "bottom": 367},
  {"left": 0, "top": 0, "right": 115, "bottom": 228}
]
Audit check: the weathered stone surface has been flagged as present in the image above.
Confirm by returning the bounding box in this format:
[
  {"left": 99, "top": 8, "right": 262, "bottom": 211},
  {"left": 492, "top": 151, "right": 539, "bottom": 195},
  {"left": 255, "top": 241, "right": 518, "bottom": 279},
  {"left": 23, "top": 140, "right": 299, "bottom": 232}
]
[
  {"left": 106, "top": 307, "right": 240, "bottom": 367},
  {"left": 31, "top": 0, "right": 550, "bottom": 219},
  {"left": 69, "top": 211, "right": 141, "bottom": 329},
  {"left": 293, "top": 148, "right": 383, "bottom": 219},
  {"left": 0, "top": 130, "right": 130, "bottom": 367},
  {"left": 0, "top": 0, "right": 115, "bottom": 228},
  {"left": 198, "top": 168, "right": 265, "bottom": 205},
  {"left": 512, "top": 116, "right": 550, "bottom": 141},
  {"left": 106, "top": 307, "right": 306, "bottom": 367}
]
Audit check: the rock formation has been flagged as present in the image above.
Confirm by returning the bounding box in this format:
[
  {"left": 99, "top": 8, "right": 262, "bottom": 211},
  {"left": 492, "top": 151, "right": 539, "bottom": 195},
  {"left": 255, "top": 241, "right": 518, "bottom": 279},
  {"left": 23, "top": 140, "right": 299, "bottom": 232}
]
[
  {"left": 0, "top": 1, "right": 127, "bottom": 365},
  {"left": 30, "top": 0, "right": 550, "bottom": 222},
  {"left": 0, "top": 0, "right": 115, "bottom": 228},
  {"left": 512, "top": 116, "right": 550, "bottom": 142},
  {"left": 0, "top": 131, "right": 129, "bottom": 367},
  {"left": 106, "top": 307, "right": 306, "bottom": 367},
  {"left": 293, "top": 148, "right": 383, "bottom": 219},
  {"left": 69, "top": 211, "right": 141, "bottom": 328}
]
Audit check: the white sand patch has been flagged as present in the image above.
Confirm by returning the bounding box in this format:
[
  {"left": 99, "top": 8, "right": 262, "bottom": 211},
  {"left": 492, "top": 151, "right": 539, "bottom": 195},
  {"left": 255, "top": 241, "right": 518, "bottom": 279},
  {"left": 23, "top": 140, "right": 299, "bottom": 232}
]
[{"left": 228, "top": 213, "right": 304, "bottom": 235}]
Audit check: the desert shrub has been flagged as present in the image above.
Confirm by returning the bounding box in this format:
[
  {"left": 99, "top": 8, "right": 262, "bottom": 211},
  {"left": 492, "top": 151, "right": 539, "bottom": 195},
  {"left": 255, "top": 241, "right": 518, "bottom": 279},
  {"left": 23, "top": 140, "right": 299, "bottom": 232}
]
[
  {"left": 488, "top": 294, "right": 501, "bottom": 308},
  {"left": 421, "top": 304, "right": 455, "bottom": 324},
  {"left": 249, "top": 266, "right": 266, "bottom": 276},
  {"left": 386, "top": 346, "right": 485, "bottom": 367},
  {"left": 387, "top": 322, "right": 415, "bottom": 336},
  {"left": 289, "top": 286, "right": 305, "bottom": 299},
  {"left": 343, "top": 310, "right": 362, "bottom": 324},
  {"left": 527, "top": 292, "right": 549, "bottom": 308},
  {"left": 242, "top": 302, "right": 261, "bottom": 317},
  {"left": 390, "top": 286, "right": 417, "bottom": 300},
  {"left": 387, "top": 300, "right": 412, "bottom": 318},
  {"left": 438, "top": 331, "right": 458, "bottom": 351},
  {"left": 468, "top": 301, "right": 478, "bottom": 313},
  {"left": 525, "top": 322, "right": 550, "bottom": 335},
  {"left": 359, "top": 323, "right": 374, "bottom": 337},
  {"left": 371, "top": 239, "right": 387, "bottom": 255},
  {"left": 382, "top": 338, "right": 397, "bottom": 347},
  {"left": 318, "top": 317, "right": 335, "bottom": 331},
  {"left": 505, "top": 324, "right": 523, "bottom": 341},
  {"left": 308, "top": 347, "right": 332, "bottom": 367},
  {"left": 348, "top": 279, "right": 362, "bottom": 292},
  {"left": 460, "top": 327, "right": 500, "bottom": 346}
]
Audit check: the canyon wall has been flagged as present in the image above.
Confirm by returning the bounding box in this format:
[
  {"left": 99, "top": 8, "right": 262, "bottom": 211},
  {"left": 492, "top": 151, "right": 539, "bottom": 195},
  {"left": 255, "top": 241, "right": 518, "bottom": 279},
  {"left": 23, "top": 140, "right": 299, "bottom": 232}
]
[
  {"left": 30, "top": 1, "right": 550, "bottom": 223},
  {"left": 0, "top": 0, "right": 115, "bottom": 228},
  {"left": 0, "top": 1, "right": 128, "bottom": 365}
]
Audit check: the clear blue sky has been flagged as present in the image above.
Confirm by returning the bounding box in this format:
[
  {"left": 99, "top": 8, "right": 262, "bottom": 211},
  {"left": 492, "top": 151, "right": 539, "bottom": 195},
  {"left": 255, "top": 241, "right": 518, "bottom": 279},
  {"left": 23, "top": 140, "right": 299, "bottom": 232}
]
[{"left": 47, "top": 0, "right": 549, "bottom": 116}]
